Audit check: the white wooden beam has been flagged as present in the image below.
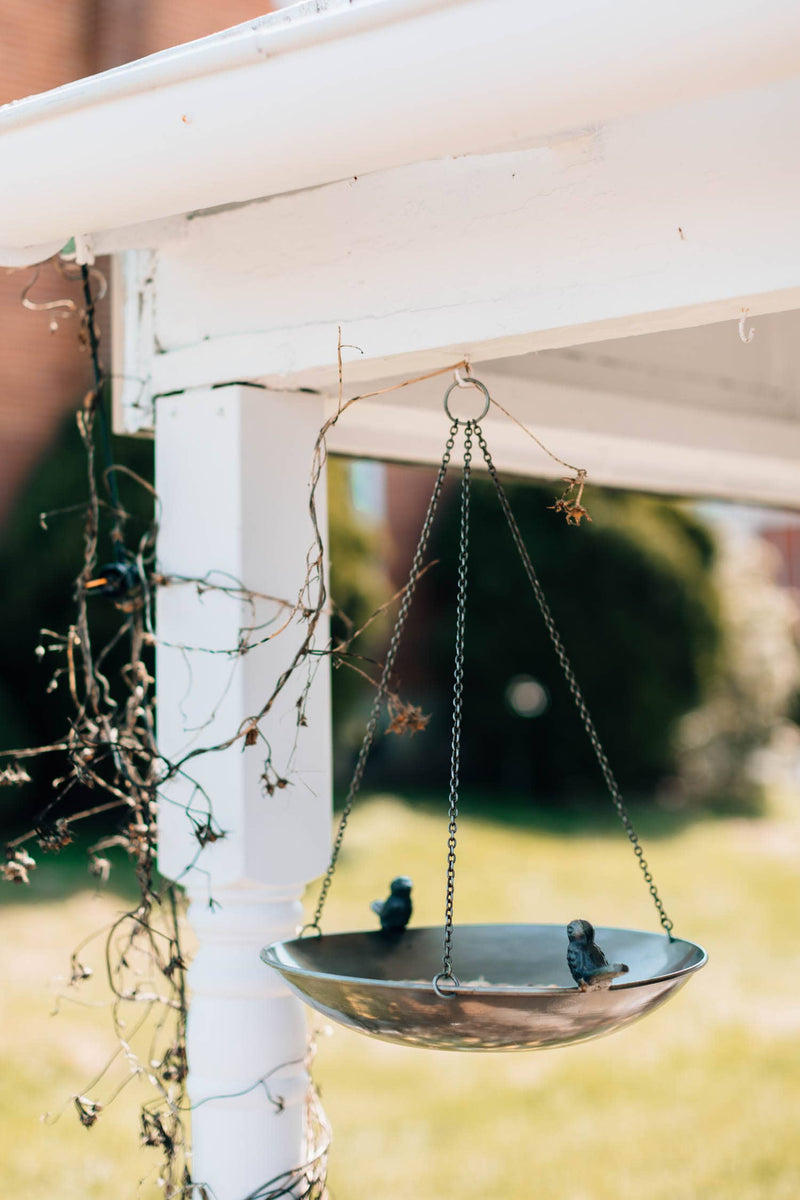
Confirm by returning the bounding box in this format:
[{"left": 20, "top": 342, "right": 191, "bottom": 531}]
[
  {"left": 155, "top": 385, "right": 331, "bottom": 1199},
  {"left": 5, "top": 0, "right": 800, "bottom": 258},
  {"left": 111, "top": 251, "right": 158, "bottom": 434},
  {"left": 326, "top": 383, "right": 800, "bottom": 509},
  {"left": 114, "top": 73, "right": 800, "bottom": 430}
]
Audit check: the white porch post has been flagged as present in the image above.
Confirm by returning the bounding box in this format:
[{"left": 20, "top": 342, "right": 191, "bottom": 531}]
[{"left": 155, "top": 384, "right": 331, "bottom": 1199}]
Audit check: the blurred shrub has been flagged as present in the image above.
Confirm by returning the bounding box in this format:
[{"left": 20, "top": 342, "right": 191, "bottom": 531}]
[
  {"left": 368, "top": 476, "right": 724, "bottom": 804},
  {"left": 3, "top": 425, "right": 797, "bottom": 832},
  {"left": 327, "top": 459, "right": 391, "bottom": 767},
  {"left": 0, "top": 417, "right": 154, "bottom": 836},
  {"left": 673, "top": 533, "right": 800, "bottom": 814},
  {"left": 328, "top": 459, "right": 388, "bottom": 638}
]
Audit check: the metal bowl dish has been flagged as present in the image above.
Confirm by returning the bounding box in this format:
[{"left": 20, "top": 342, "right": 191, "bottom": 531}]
[{"left": 261, "top": 923, "right": 707, "bottom": 1052}]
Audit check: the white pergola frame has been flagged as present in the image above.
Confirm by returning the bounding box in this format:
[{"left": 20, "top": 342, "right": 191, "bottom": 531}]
[{"left": 4, "top": 1, "right": 800, "bottom": 1195}]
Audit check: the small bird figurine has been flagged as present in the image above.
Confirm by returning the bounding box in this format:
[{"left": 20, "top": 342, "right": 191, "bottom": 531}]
[
  {"left": 566, "top": 919, "right": 629, "bottom": 991},
  {"left": 371, "top": 876, "right": 413, "bottom": 932}
]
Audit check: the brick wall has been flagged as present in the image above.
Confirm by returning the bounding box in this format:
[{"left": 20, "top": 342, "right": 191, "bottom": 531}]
[
  {"left": 0, "top": 0, "right": 272, "bottom": 525},
  {"left": 761, "top": 526, "right": 800, "bottom": 592}
]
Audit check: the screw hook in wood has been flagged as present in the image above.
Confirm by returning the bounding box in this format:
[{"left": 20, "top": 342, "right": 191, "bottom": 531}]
[{"left": 738, "top": 309, "right": 755, "bottom": 344}]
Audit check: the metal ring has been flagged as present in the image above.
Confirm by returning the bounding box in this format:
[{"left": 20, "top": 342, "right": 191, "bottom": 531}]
[
  {"left": 299, "top": 923, "right": 323, "bottom": 939},
  {"left": 443, "top": 379, "right": 490, "bottom": 425},
  {"left": 432, "top": 970, "right": 460, "bottom": 999}
]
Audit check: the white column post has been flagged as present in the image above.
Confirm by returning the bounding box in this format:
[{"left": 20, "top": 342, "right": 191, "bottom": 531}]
[{"left": 155, "top": 384, "right": 331, "bottom": 1200}]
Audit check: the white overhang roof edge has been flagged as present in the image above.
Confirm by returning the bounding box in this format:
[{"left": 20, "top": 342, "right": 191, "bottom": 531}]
[
  {"left": 0, "top": 0, "right": 448, "bottom": 134},
  {"left": 3, "top": 0, "right": 800, "bottom": 263}
]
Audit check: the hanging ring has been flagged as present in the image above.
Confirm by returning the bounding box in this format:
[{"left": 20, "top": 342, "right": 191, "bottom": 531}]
[
  {"left": 432, "top": 970, "right": 460, "bottom": 999},
  {"left": 299, "top": 922, "right": 323, "bottom": 939},
  {"left": 443, "top": 379, "right": 490, "bottom": 425}
]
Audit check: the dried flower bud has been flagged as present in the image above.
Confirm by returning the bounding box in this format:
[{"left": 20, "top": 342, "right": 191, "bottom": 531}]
[
  {"left": 2, "top": 849, "right": 37, "bottom": 885},
  {"left": 386, "top": 698, "right": 431, "bottom": 737},
  {"left": 37, "top": 819, "right": 74, "bottom": 852},
  {"left": 89, "top": 857, "right": 111, "bottom": 885},
  {"left": 191, "top": 820, "right": 224, "bottom": 847},
  {"left": 74, "top": 1096, "right": 102, "bottom": 1128},
  {"left": 70, "top": 960, "right": 93, "bottom": 984},
  {"left": 0, "top": 764, "right": 31, "bottom": 787},
  {"left": 1, "top": 860, "right": 29, "bottom": 884}
]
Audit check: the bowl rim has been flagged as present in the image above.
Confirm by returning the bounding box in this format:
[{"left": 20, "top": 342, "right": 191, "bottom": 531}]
[{"left": 261, "top": 922, "right": 708, "bottom": 997}]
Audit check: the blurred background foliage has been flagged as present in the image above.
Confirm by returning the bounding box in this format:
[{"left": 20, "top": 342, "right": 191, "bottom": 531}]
[
  {"left": 0, "top": 416, "right": 155, "bottom": 838},
  {"left": 675, "top": 533, "right": 800, "bottom": 813},
  {"left": 327, "top": 458, "right": 391, "bottom": 752},
  {"left": 379, "top": 480, "right": 722, "bottom": 802},
  {"left": 1, "top": 423, "right": 799, "bottom": 842},
  {"left": 333, "top": 468, "right": 800, "bottom": 818}
]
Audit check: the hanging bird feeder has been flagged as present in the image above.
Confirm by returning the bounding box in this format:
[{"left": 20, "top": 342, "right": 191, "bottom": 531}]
[{"left": 262, "top": 376, "right": 706, "bottom": 1052}]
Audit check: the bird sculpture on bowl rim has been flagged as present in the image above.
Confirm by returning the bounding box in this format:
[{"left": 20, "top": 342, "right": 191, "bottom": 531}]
[
  {"left": 371, "top": 876, "right": 413, "bottom": 932},
  {"left": 567, "top": 918, "right": 629, "bottom": 991}
]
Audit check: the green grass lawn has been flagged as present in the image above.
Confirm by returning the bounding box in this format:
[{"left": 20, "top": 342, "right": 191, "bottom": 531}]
[{"left": 2, "top": 791, "right": 799, "bottom": 1199}]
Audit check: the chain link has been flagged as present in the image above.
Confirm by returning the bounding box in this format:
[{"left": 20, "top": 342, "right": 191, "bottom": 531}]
[
  {"left": 473, "top": 424, "right": 675, "bottom": 939},
  {"left": 308, "top": 420, "right": 460, "bottom": 930},
  {"left": 309, "top": 405, "right": 674, "bottom": 946},
  {"left": 439, "top": 423, "right": 473, "bottom": 985}
]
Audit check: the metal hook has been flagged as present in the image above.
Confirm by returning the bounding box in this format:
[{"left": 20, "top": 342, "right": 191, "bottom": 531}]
[
  {"left": 453, "top": 363, "right": 474, "bottom": 388},
  {"left": 738, "top": 309, "right": 756, "bottom": 344}
]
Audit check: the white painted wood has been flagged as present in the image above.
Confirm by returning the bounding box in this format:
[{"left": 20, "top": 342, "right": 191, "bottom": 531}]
[
  {"left": 186, "top": 887, "right": 310, "bottom": 1200},
  {"left": 111, "top": 250, "right": 158, "bottom": 434},
  {"left": 319, "top": 314, "right": 800, "bottom": 507},
  {"left": 326, "top": 387, "right": 800, "bottom": 509},
  {"left": 111, "top": 75, "right": 800, "bottom": 410},
  {"left": 490, "top": 317, "right": 800, "bottom": 424},
  {"left": 0, "top": 238, "right": 65, "bottom": 267},
  {"left": 155, "top": 385, "right": 331, "bottom": 1198},
  {"left": 4, "top": 0, "right": 800, "bottom": 257}
]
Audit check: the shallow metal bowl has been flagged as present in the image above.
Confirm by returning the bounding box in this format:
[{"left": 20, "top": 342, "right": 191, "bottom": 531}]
[{"left": 261, "top": 923, "right": 706, "bottom": 1052}]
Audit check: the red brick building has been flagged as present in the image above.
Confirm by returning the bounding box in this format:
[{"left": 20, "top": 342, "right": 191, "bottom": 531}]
[{"left": 0, "top": 1, "right": 274, "bottom": 522}]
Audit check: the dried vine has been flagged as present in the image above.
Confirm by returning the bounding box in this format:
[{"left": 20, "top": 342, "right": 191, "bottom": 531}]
[{"left": 1, "top": 256, "right": 589, "bottom": 1198}]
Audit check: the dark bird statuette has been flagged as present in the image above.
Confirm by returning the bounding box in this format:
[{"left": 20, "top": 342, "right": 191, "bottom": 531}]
[
  {"left": 566, "top": 919, "right": 629, "bottom": 991},
  {"left": 371, "top": 876, "right": 413, "bottom": 932}
]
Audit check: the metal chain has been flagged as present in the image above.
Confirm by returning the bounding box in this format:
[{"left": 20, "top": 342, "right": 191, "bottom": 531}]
[
  {"left": 306, "top": 419, "right": 461, "bottom": 932},
  {"left": 473, "top": 423, "right": 675, "bottom": 939},
  {"left": 434, "top": 422, "right": 473, "bottom": 994}
]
